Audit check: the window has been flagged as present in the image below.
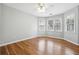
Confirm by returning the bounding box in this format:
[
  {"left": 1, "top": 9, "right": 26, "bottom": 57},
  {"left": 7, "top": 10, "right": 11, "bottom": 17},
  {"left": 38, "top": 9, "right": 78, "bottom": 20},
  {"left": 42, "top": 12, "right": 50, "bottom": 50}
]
[
  {"left": 47, "top": 18, "right": 62, "bottom": 32},
  {"left": 65, "top": 14, "right": 75, "bottom": 32},
  {"left": 38, "top": 17, "right": 62, "bottom": 33},
  {"left": 38, "top": 18, "right": 45, "bottom": 32},
  {"left": 47, "top": 20, "right": 54, "bottom": 31},
  {"left": 54, "top": 18, "right": 62, "bottom": 32}
]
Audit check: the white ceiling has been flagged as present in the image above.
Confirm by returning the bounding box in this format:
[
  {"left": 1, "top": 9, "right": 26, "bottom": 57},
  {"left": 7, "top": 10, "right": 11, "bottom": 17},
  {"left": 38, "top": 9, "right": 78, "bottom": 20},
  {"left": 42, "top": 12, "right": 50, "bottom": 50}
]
[{"left": 4, "top": 3, "right": 79, "bottom": 17}]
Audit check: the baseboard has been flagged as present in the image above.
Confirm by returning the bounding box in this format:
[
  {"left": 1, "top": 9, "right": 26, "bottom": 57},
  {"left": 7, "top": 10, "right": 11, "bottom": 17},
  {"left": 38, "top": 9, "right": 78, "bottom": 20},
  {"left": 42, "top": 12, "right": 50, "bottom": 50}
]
[
  {"left": 0, "top": 35, "right": 79, "bottom": 47},
  {"left": 45, "top": 35, "right": 79, "bottom": 46},
  {"left": 64, "top": 39, "right": 79, "bottom": 45},
  {"left": 0, "top": 36, "right": 38, "bottom": 47},
  {"left": 34, "top": 35, "right": 79, "bottom": 45}
]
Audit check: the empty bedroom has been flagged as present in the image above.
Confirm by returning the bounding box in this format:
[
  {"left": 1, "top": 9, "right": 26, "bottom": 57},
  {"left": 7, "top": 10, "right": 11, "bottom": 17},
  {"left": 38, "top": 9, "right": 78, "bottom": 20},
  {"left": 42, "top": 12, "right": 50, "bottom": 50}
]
[{"left": 0, "top": 3, "right": 79, "bottom": 55}]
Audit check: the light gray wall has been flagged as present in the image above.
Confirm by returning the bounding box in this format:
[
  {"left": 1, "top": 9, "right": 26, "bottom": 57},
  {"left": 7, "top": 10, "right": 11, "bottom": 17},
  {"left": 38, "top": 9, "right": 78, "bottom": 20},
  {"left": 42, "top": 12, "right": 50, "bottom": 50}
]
[
  {"left": 0, "top": 4, "right": 3, "bottom": 43},
  {"left": 0, "top": 4, "right": 1, "bottom": 38},
  {"left": 0, "top": 4, "right": 37, "bottom": 44},
  {"left": 78, "top": 6, "right": 79, "bottom": 44},
  {"left": 64, "top": 6, "right": 79, "bottom": 44}
]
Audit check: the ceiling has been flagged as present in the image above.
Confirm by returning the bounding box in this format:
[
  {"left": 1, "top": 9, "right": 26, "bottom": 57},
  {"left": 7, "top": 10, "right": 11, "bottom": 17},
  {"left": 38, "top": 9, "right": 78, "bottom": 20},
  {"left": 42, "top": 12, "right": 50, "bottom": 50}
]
[{"left": 4, "top": 3, "right": 79, "bottom": 17}]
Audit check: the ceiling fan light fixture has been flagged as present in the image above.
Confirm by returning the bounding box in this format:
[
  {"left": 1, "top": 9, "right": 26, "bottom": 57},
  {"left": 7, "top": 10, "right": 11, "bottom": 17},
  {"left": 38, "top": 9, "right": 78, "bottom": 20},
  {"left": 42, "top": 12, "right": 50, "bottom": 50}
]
[{"left": 37, "top": 3, "right": 46, "bottom": 13}]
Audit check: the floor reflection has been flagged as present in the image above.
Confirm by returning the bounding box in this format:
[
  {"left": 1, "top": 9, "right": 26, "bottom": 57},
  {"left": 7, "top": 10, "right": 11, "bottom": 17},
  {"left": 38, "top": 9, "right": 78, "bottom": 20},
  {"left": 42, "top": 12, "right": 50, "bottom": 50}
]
[
  {"left": 36, "top": 38, "right": 79, "bottom": 55},
  {"left": 64, "top": 47, "right": 75, "bottom": 55},
  {"left": 38, "top": 39, "right": 45, "bottom": 51},
  {"left": 47, "top": 41, "right": 54, "bottom": 54}
]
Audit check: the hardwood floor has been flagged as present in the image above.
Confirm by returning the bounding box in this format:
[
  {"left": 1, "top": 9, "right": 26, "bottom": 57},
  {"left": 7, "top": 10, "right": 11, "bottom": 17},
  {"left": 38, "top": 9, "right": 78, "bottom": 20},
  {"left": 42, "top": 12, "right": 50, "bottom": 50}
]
[{"left": 0, "top": 37, "right": 79, "bottom": 55}]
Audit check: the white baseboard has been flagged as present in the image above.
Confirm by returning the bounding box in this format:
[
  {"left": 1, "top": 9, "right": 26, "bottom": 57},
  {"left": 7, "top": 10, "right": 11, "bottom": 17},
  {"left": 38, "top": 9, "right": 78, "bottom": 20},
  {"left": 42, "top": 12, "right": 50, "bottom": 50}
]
[
  {"left": 34, "top": 35, "right": 79, "bottom": 45},
  {"left": 46, "top": 35, "right": 79, "bottom": 45},
  {"left": 0, "top": 35, "right": 79, "bottom": 47},
  {"left": 64, "top": 39, "right": 79, "bottom": 45},
  {"left": 0, "top": 36, "right": 38, "bottom": 47}
]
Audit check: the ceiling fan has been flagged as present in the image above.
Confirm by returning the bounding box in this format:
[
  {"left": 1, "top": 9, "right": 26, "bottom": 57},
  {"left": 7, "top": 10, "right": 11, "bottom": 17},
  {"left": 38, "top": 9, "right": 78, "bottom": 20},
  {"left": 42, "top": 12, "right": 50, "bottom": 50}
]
[{"left": 37, "top": 3, "right": 46, "bottom": 12}]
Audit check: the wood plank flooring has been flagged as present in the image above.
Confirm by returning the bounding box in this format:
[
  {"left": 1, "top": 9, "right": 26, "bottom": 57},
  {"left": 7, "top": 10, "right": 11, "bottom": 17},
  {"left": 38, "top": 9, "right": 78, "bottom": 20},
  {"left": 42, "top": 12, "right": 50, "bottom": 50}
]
[{"left": 0, "top": 37, "right": 79, "bottom": 55}]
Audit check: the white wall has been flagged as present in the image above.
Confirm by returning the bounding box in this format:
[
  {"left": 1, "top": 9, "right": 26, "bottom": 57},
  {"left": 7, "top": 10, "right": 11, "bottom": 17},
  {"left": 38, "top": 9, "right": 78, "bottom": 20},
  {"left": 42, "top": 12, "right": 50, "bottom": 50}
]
[
  {"left": 0, "top": 4, "right": 37, "bottom": 44},
  {"left": 0, "top": 4, "right": 3, "bottom": 44},
  {"left": 0, "top": 4, "right": 1, "bottom": 39},
  {"left": 78, "top": 6, "right": 79, "bottom": 44}
]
